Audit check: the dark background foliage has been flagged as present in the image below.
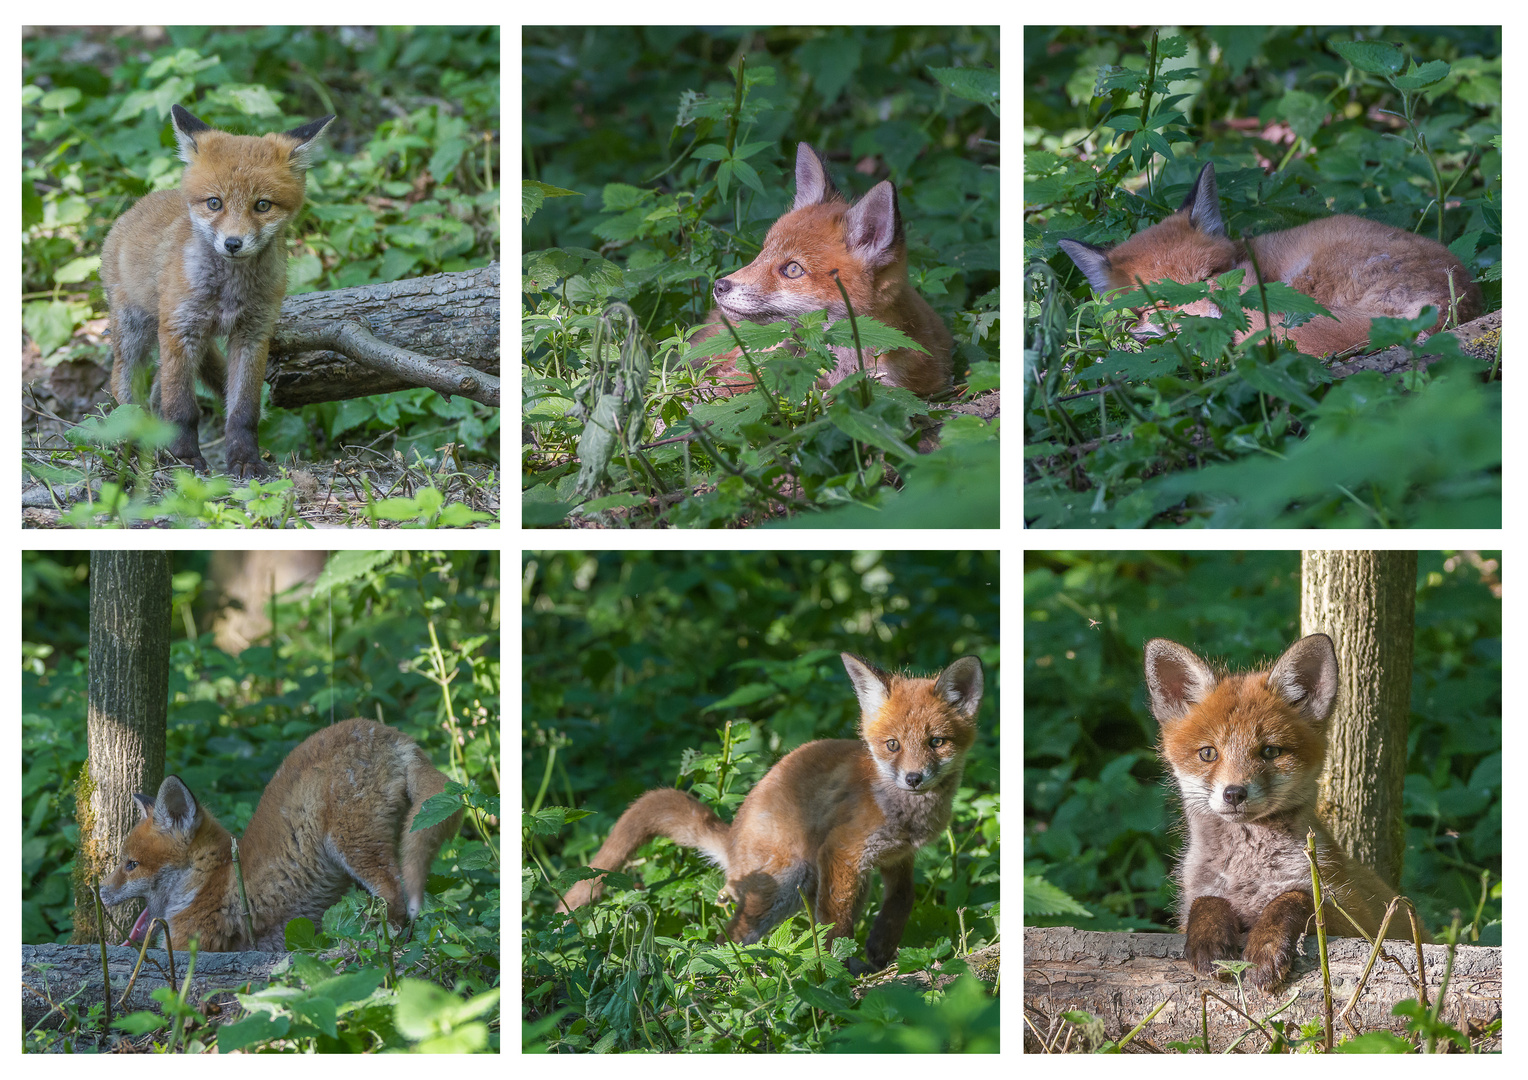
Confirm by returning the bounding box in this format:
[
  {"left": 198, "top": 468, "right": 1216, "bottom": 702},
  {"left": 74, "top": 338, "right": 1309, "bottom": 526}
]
[{"left": 1024, "top": 550, "right": 1501, "bottom": 943}]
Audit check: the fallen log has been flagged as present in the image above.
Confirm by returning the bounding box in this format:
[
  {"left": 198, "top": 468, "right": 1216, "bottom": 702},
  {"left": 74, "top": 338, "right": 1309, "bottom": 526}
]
[
  {"left": 1023, "top": 926, "right": 1500, "bottom": 1053},
  {"left": 266, "top": 262, "right": 500, "bottom": 408}
]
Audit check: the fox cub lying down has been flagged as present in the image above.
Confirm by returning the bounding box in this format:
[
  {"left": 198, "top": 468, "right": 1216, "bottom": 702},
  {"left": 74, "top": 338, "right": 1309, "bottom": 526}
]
[
  {"left": 692, "top": 143, "right": 954, "bottom": 399},
  {"left": 1060, "top": 162, "right": 1481, "bottom": 356}
]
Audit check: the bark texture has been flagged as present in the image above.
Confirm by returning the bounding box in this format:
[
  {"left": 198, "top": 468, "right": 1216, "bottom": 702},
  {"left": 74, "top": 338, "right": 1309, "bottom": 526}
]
[
  {"left": 1300, "top": 550, "right": 1417, "bottom": 885},
  {"left": 80, "top": 552, "right": 170, "bottom": 944},
  {"left": 1023, "top": 926, "right": 1500, "bottom": 1053}
]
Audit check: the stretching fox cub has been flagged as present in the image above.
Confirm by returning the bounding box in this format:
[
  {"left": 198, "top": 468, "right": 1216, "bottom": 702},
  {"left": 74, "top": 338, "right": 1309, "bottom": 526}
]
[
  {"left": 693, "top": 143, "right": 954, "bottom": 399},
  {"left": 559, "top": 654, "right": 983, "bottom": 973},
  {"left": 1060, "top": 162, "right": 1481, "bottom": 357},
  {"left": 99, "top": 719, "right": 461, "bottom": 951},
  {"left": 100, "top": 105, "right": 334, "bottom": 477},
  {"left": 1145, "top": 633, "right": 1418, "bottom": 989}
]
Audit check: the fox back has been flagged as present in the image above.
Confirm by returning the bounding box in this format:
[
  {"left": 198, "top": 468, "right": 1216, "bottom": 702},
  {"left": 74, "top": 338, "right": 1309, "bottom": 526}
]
[
  {"left": 696, "top": 143, "right": 954, "bottom": 399},
  {"left": 1145, "top": 634, "right": 1415, "bottom": 989},
  {"left": 99, "top": 719, "right": 460, "bottom": 951},
  {"left": 559, "top": 653, "right": 983, "bottom": 972},
  {"left": 1060, "top": 162, "right": 1481, "bottom": 356},
  {"left": 100, "top": 105, "right": 333, "bottom": 477}
]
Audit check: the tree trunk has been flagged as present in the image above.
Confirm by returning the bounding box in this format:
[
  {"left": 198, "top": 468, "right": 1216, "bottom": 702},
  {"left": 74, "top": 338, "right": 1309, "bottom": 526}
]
[
  {"left": 1022, "top": 926, "right": 1500, "bottom": 1053},
  {"left": 79, "top": 552, "right": 171, "bottom": 945},
  {"left": 266, "top": 262, "right": 500, "bottom": 407},
  {"left": 1300, "top": 550, "right": 1417, "bottom": 885}
]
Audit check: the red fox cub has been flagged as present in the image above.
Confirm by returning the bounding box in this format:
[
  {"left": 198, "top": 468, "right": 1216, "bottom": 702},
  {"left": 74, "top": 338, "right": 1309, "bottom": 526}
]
[
  {"left": 1145, "top": 633, "right": 1418, "bottom": 990},
  {"left": 558, "top": 654, "right": 983, "bottom": 973},
  {"left": 100, "top": 105, "right": 334, "bottom": 477},
  {"left": 99, "top": 719, "right": 461, "bottom": 951},
  {"left": 693, "top": 143, "right": 954, "bottom": 399},
  {"left": 1059, "top": 162, "right": 1482, "bottom": 357}
]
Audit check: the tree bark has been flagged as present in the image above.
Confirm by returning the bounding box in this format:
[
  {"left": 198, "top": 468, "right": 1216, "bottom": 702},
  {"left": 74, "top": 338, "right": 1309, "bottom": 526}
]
[
  {"left": 1300, "top": 550, "right": 1417, "bottom": 885},
  {"left": 79, "top": 552, "right": 170, "bottom": 945},
  {"left": 266, "top": 262, "right": 500, "bottom": 408},
  {"left": 23, "top": 943, "right": 291, "bottom": 1032},
  {"left": 1023, "top": 926, "right": 1501, "bottom": 1053}
]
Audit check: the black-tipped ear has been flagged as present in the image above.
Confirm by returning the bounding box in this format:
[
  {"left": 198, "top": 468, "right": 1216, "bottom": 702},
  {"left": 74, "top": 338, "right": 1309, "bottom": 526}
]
[
  {"left": 841, "top": 653, "right": 890, "bottom": 716},
  {"left": 170, "top": 105, "right": 211, "bottom": 164},
  {"left": 844, "top": 181, "right": 903, "bottom": 267},
  {"left": 1265, "top": 633, "right": 1339, "bottom": 722},
  {"left": 1182, "top": 162, "right": 1226, "bottom": 237},
  {"left": 793, "top": 143, "right": 841, "bottom": 209},
  {"left": 934, "top": 656, "right": 984, "bottom": 719},
  {"left": 152, "top": 775, "right": 202, "bottom": 834},
  {"left": 1057, "top": 238, "right": 1115, "bottom": 294},
  {"left": 1144, "top": 638, "right": 1219, "bottom": 724}
]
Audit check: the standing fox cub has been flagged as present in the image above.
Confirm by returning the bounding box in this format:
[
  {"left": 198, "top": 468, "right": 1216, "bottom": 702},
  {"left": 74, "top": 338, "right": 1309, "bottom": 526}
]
[
  {"left": 99, "top": 719, "right": 461, "bottom": 951},
  {"left": 558, "top": 654, "right": 983, "bottom": 973},
  {"left": 100, "top": 105, "right": 334, "bottom": 477},
  {"left": 1145, "top": 633, "right": 1418, "bottom": 990},
  {"left": 693, "top": 143, "right": 954, "bottom": 399},
  {"left": 1060, "top": 162, "right": 1481, "bottom": 356}
]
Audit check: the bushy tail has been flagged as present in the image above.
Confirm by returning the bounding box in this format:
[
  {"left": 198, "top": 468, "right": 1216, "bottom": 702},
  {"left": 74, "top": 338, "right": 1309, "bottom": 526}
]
[
  {"left": 557, "top": 789, "right": 730, "bottom": 912},
  {"left": 401, "top": 750, "right": 463, "bottom": 920}
]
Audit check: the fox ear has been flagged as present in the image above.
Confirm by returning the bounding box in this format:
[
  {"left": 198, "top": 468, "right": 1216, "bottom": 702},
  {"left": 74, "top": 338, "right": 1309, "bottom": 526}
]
[
  {"left": 170, "top": 104, "right": 211, "bottom": 164},
  {"left": 934, "top": 656, "right": 984, "bottom": 720},
  {"left": 842, "top": 653, "right": 891, "bottom": 717},
  {"left": 283, "top": 115, "right": 335, "bottom": 171},
  {"left": 153, "top": 775, "right": 202, "bottom": 834},
  {"left": 1182, "top": 162, "right": 1227, "bottom": 237},
  {"left": 1144, "top": 638, "right": 1219, "bottom": 724},
  {"left": 844, "top": 181, "right": 904, "bottom": 267},
  {"left": 131, "top": 793, "right": 155, "bottom": 820},
  {"left": 1058, "top": 238, "right": 1116, "bottom": 294},
  {"left": 793, "top": 143, "right": 841, "bottom": 209},
  {"left": 1266, "top": 633, "right": 1339, "bottom": 722}
]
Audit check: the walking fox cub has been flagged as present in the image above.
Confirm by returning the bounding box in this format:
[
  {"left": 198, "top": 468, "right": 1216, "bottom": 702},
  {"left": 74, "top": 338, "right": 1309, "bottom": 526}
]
[
  {"left": 99, "top": 719, "right": 461, "bottom": 951},
  {"left": 558, "top": 654, "right": 983, "bottom": 973},
  {"left": 692, "top": 143, "right": 954, "bottom": 399},
  {"left": 100, "top": 105, "right": 334, "bottom": 477},
  {"left": 1060, "top": 162, "right": 1481, "bottom": 357},
  {"left": 1145, "top": 633, "right": 1418, "bottom": 990}
]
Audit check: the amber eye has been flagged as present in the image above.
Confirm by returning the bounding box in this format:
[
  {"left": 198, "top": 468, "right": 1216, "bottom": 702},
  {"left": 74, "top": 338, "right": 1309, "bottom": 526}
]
[
  {"left": 1198, "top": 747, "right": 1217, "bottom": 763},
  {"left": 255, "top": 199, "right": 272, "bottom": 212},
  {"left": 929, "top": 737, "right": 945, "bottom": 748},
  {"left": 207, "top": 197, "right": 222, "bottom": 211},
  {"left": 885, "top": 739, "right": 900, "bottom": 752},
  {"left": 1261, "top": 745, "right": 1283, "bottom": 760},
  {"left": 782, "top": 261, "right": 805, "bottom": 278}
]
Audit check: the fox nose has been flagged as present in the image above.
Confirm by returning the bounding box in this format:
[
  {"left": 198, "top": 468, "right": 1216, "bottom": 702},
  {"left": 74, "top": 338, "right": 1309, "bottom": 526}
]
[
  {"left": 1222, "top": 785, "right": 1248, "bottom": 808},
  {"left": 903, "top": 772, "right": 924, "bottom": 788},
  {"left": 712, "top": 277, "right": 733, "bottom": 299},
  {"left": 224, "top": 237, "right": 243, "bottom": 254}
]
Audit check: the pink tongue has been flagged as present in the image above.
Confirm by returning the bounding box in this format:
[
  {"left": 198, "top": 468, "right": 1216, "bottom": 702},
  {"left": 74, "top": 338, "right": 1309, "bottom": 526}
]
[{"left": 124, "top": 907, "right": 152, "bottom": 945}]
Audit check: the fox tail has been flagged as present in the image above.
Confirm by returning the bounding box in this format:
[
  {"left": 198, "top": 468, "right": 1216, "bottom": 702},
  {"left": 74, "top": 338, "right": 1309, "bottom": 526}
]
[{"left": 557, "top": 789, "right": 730, "bottom": 912}]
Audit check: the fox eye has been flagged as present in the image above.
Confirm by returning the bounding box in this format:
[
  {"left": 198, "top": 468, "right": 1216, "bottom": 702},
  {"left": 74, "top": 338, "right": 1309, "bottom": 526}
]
[
  {"left": 885, "top": 739, "right": 900, "bottom": 752},
  {"left": 206, "top": 197, "right": 222, "bottom": 211},
  {"left": 1261, "top": 745, "right": 1283, "bottom": 760},
  {"left": 1197, "top": 747, "right": 1217, "bottom": 763},
  {"left": 782, "top": 261, "right": 805, "bottom": 278},
  {"left": 255, "top": 199, "right": 272, "bottom": 212},
  {"left": 124, "top": 860, "right": 137, "bottom": 872},
  {"left": 929, "top": 736, "right": 945, "bottom": 748}
]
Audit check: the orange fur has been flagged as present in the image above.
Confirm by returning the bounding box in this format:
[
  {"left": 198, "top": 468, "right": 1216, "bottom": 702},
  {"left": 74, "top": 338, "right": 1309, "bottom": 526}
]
[
  {"left": 692, "top": 144, "right": 954, "bottom": 399},
  {"left": 558, "top": 654, "right": 983, "bottom": 973},
  {"left": 1060, "top": 163, "right": 1482, "bottom": 357}
]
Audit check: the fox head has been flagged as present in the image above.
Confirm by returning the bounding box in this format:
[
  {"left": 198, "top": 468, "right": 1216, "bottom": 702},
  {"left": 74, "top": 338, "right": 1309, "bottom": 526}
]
[
  {"left": 1145, "top": 633, "right": 1337, "bottom": 824},
  {"left": 711, "top": 143, "right": 909, "bottom": 324},
  {"left": 98, "top": 774, "right": 221, "bottom": 944},
  {"left": 842, "top": 653, "right": 983, "bottom": 793},
  {"left": 1058, "top": 162, "right": 1241, "bottom": 339},
  {"left": 172, "top": 104, "right": 334, "bottom": 261}
]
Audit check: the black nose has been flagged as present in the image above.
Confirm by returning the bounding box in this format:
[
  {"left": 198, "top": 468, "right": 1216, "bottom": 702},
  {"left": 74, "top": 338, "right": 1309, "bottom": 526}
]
[
  {"left": 224, "top": 237, "right": 243, "bottom": 254},
  {"left": 713, "top": 277, "right": 733, "bottom": 299}
]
